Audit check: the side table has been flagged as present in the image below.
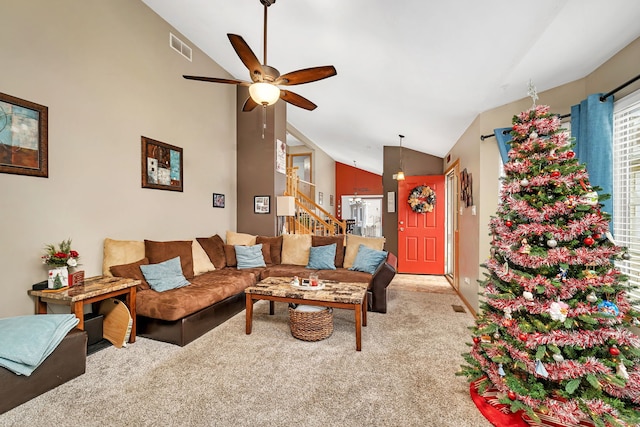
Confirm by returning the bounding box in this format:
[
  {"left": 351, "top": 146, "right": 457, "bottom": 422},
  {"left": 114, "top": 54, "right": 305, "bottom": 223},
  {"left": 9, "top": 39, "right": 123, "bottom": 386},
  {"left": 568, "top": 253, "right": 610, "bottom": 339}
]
[{"left": 28, "top": 276, "right": 139, "bottom": 344}]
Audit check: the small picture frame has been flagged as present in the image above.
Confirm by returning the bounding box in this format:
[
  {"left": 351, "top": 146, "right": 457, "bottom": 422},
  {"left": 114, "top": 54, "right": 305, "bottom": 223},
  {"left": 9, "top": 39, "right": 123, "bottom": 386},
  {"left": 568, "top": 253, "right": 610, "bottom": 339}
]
[
  {"left": 318, "top": 192, "right": 324, "bottom": 205},
  {"left": 254, "top": 195, "right": 270, "bottom": 214},
  {"left": 213, "top": 193, "right": 225, "bottom": 208},
  {"left": 0, "top": 92, "right": 48, "bottom": 178},
  {"left": 141, "top": 136, "right": 183, "bottom": 192}
]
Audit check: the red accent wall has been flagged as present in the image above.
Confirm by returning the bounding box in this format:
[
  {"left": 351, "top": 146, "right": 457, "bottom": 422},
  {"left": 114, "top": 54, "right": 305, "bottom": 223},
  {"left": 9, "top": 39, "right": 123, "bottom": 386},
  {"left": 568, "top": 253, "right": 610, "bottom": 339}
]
[{"left": 335, "top": 162, "right": 383, "bottom": 220}]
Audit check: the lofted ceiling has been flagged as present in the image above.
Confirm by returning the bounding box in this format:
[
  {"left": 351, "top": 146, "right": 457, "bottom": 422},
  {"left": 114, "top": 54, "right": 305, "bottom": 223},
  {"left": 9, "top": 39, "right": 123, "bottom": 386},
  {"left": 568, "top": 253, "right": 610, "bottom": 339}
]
[{"left": 142, "top": 0, "right": 640, "bottom": 174}]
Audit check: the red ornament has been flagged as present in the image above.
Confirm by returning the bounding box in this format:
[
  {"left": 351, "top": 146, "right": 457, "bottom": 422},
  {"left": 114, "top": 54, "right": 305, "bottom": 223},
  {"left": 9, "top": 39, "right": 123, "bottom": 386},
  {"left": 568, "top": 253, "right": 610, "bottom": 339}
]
[
  {"left": 503, "top": 319, "right": 513, "bottom": 327},
  {"left": 508, "top": 391, "right": 517, "bottom": 400},
  {"left": 567, "top": 151, "right": 575, "bottom": 159},
  {"left": 593, "top": 234, "right": 601, "bottom": 240},
  {"left": 473, "top": 337, "right": 480, "bottom": 344},
  {"left": 584, "top": 237, "right": 595, "bottom": 246},
  {"left": 519, "top": 333, "right": 528, "bottom": 342},
  {"left": 609, "top": 347, "right": 620, "bottom": 356},
  {"left": 505, "top": 220, "right": 513, "bottom": 228},
  {"left": 551, "top": 171, "right": 561, "bottom": 178}
]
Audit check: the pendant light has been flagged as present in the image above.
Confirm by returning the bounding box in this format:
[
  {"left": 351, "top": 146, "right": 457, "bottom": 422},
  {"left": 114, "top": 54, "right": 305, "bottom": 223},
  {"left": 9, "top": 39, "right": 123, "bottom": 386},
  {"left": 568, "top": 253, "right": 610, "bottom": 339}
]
[
  {"left": 349, "top": 160, "right": 363, "bottom": 206},
  {"left": 396, "top": 134, "right": 405, "bottom": 181}
]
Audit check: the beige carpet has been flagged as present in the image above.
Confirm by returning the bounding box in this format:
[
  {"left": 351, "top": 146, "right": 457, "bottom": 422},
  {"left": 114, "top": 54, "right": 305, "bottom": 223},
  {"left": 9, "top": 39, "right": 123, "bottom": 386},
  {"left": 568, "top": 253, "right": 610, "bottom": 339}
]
[{"left": 0, "top": 277, "right": 490, "bottom": 427}]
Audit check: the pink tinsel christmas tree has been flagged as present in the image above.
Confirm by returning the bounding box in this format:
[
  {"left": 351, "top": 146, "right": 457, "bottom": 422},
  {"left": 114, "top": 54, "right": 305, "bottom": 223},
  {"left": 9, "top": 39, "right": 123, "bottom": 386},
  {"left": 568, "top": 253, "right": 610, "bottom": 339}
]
[{"left": 459, "top": 102, "right": 640, "bottom": 427}]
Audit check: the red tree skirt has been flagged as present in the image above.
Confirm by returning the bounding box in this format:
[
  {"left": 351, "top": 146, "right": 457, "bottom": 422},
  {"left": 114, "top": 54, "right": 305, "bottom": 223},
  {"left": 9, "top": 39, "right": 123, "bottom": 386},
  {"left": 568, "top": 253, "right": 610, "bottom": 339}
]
[
  {"left": 470, "top": 378, "right": 528, "bottom": 427},
  {"left": 469, "top": 378, "right": 595, "bottom": 427}
]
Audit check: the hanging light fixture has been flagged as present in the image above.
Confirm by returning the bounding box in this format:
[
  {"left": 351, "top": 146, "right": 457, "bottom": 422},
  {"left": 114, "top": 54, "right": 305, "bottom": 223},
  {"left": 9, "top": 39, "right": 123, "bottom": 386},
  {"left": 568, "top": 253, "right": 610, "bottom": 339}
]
[
  {"left": 349, "top": 160, "right": 363, "bottom": 206},
  {"left": 396, "top": 134, "right": 405, "bottom": 181}
]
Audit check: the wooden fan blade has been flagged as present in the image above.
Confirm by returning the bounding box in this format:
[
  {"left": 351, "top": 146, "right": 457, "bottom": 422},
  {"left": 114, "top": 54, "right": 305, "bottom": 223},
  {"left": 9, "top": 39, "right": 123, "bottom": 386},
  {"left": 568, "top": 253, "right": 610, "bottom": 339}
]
[
  {"left": 227, "top": 34, "right": 264, "bottom": 82},
  {"left": 242, "top": 97, "right": 259, "bottom": 112},
  {"left": 275, "top": 66, "right": 337, "bottom": 86},
  {"left": 183, "top": 75, "right": 249, "bottom": 86},
  {"left": 280, "top": 90, "right": 317, "bottom": 111}
]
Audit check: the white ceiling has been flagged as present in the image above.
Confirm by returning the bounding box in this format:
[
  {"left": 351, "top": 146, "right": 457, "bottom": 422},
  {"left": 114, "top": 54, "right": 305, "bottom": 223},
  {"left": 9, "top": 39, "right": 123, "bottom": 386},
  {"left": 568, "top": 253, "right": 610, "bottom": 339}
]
[{"left": 142, "top": 0, "right": 640, "bottom": 174}]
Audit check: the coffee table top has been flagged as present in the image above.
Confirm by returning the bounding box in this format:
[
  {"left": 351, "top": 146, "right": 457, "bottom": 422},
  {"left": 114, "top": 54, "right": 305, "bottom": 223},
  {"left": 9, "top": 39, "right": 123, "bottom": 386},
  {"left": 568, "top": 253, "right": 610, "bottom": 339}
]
[
  {"left": 246, "top": 276, "right": 367, "bottom": 305},
  {"left": 28, "top": 276, "right": 139, "bottom": 302}
]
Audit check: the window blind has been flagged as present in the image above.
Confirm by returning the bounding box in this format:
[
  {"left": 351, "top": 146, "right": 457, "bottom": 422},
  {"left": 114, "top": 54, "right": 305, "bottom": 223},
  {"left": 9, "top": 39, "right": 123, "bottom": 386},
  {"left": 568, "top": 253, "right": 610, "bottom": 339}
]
[{"left": 613, "top": 90, "right": 640, "bottom": 305}]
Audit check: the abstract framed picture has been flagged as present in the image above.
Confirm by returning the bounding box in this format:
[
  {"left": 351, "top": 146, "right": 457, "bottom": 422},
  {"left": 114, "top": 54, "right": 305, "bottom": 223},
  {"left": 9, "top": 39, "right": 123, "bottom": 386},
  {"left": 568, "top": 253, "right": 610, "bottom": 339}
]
[
  {"left": 254, "top": 195, "right": 270, "bottom": 214},
  {"left": 213, "top": 193, "right": 225, "bottom": 208},
  {"left": 141, "top": 136, "right": 183, "bottom": 192},
  {"left": 0, "top": 92, "right": 48, "bottom": 177}
]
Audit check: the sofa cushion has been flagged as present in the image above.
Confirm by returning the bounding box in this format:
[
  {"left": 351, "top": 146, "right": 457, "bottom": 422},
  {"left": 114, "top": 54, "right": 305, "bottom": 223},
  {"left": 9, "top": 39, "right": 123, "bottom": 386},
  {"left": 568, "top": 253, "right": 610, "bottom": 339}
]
[
  {"left": 224, "top": 244, "right": 271, "bottom": 267},
  {"left": 226, "top": 231, "right": 256, "bottom": 246},
  {"left": 349, "top": 244, "right": 388, "bottom": 274},
  {"left": 306, "top": 244, "right": 337, "bottom": 270},
  {"left": 145, "top": 240, "right": 195, "bottom": 279},
  {"left": 192, "top": 239, "right": 216, "bottom": 275},
  {"left": 312, "top": 235, "right": 345, "bottom": 267},
  {"left": 196, "top": 235, "right": 226, "bottom": 269},
  {"left": 281, "top": 234, "right": 312, "bottom": 266},
  {"left": 235, "top": 244, "right": 267, "bottom": 269},
  {"left": 260, "top": 264, "right": 316, "bottom": 281},
  {"left": 139, "top": 257, "right": 190, "bottom": 292},
  {"left": 109, "top": 258, "right": 150, "bottom": 291},
  {"left": 102, "top": 238, "right": 145, "bottom": 277},
  {"left": 343, "top": 235, "right": 386, "bottom": 269},
  {"left": 256, "top": 235, "right": 283, "bottom": 265},
  {"left": 136, "top": 269, "right": 257, "bottom": 321}
]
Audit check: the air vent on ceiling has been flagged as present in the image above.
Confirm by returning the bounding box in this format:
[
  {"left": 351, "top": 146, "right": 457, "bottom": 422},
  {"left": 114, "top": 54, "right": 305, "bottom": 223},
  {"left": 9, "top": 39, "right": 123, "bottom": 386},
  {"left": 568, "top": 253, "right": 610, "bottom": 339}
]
[{"left": 170, "top": 32, "right": 192, "bottom": 62}]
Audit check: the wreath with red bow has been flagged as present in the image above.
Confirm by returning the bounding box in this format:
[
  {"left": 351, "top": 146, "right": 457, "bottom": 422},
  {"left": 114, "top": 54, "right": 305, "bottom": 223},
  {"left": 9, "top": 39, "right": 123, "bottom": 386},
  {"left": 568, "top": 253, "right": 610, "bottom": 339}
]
[{"left": 408, "top": 185, "right": 436, "bottom": 213}]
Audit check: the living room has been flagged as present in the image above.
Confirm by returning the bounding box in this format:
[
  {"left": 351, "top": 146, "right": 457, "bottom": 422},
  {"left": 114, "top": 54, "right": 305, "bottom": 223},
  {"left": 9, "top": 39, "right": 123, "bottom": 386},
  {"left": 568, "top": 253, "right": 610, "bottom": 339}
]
[{"left": 2, "top": 1, "right": 640, "bottom": 425}]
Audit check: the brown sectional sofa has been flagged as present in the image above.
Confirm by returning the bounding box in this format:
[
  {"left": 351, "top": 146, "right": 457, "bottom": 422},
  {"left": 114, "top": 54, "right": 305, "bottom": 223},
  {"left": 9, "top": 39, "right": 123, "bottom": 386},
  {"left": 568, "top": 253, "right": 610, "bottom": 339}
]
[{"left": 104, "top": 233, "right": 397, "bottom": 346}]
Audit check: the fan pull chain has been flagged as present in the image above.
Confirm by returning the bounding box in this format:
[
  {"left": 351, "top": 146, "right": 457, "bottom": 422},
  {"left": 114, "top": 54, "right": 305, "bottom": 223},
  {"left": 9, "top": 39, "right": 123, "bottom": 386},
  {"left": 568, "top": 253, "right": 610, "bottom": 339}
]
[{"left": 261, "top": 104, "right": 267, "bottom": 139}]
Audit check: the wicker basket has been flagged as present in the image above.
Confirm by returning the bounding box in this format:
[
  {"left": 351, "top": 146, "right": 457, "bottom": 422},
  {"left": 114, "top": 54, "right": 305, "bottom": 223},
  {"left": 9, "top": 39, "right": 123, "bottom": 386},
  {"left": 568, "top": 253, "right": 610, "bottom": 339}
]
[{"left": 289, "top": 306, "right": 333, "bottom": 341}]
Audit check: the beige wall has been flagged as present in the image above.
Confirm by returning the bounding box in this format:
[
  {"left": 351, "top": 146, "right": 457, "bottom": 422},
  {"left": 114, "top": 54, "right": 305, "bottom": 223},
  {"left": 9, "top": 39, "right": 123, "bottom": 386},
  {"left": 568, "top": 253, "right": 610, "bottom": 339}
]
[
  {"left": 0, "top": 0, "right": 237, "bottom": 317},
  {"left": 448, "top": 36, "right": 640, "bottom": 313}
]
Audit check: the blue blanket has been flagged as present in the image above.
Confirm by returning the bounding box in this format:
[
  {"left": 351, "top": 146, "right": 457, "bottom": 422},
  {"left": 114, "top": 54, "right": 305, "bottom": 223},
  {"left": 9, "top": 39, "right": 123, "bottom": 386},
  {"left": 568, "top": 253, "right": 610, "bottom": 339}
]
[{"left": 0, "top": 314, "right": 79, "bottom": 376}]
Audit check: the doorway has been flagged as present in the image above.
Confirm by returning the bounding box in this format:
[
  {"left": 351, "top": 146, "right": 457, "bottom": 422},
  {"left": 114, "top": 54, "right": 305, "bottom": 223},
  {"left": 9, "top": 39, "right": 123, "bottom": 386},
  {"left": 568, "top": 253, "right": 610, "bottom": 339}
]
[
  {"left": 397, "top": 175, "right": 445, "bottom": 274},
  {"left": 340, "top": 195, "right": 383, "bottom": 237},
  {"left": 445, "top": 165, "right": 459, "bottom": 289},
  {"left": 288, "top": 152, "right": 313, "bottom": 199}
]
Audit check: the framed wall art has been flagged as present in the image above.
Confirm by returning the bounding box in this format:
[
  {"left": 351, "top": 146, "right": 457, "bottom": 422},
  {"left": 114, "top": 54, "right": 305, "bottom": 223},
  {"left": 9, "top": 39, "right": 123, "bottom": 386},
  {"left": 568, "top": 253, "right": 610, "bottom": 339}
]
[
  {"left": 213, "top": 193, "right": 225, "bottom": 208},
  {"left": 141, "top": 136, "right": 183, "bottom": 192},
  {"left": 460, "top": 168, "right": 473, "bottom": 207},
  {"left": 254, "top": 195, "right": 270, "bottom": 214},
  {"left": 0, "top": 92, "right": 48, "bottom": 177}
]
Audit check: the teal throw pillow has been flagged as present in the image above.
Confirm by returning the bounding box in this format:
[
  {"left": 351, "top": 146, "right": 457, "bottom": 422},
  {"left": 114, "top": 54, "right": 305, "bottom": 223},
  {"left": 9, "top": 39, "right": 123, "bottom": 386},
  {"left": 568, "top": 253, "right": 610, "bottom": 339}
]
[
  {"left": 348, "top": 244, "right": 388, "bottom": 274},
  {"left": 235, "top": 244, "right": 266, "bottom": 269},
  {"left": 306, "top": 243, "right": 337, "bottom": 270},
  {"left": 139, "top": 256, "right": 190, "bottom": 292}
]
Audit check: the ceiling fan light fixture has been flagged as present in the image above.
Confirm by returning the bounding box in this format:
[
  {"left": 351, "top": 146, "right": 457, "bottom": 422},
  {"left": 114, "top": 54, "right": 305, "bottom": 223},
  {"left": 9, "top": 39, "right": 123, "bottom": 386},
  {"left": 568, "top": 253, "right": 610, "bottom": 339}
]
[{"left": 249, "top": 82, "right": 280, "bottom": 106}]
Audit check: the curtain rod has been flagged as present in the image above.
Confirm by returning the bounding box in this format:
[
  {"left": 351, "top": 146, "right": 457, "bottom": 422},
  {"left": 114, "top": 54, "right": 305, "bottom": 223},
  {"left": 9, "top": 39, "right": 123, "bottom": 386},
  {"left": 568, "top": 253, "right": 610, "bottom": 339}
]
[{"left": 480, "top": 72, "right": 640, "bottom": 141}]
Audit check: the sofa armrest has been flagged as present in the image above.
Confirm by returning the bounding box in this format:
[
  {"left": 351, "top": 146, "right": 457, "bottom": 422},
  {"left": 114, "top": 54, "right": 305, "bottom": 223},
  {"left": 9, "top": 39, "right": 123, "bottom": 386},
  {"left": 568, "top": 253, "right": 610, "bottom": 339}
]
[{"left": 369, "top": 252, "right": 397, "bottom": 313}]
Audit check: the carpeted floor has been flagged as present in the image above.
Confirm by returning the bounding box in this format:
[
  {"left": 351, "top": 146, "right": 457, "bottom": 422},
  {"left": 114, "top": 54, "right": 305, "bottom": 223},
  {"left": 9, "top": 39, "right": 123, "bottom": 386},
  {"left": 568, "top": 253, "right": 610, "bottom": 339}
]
[{"left": 0, "top": 276, "right": 491, "bottom": 427}]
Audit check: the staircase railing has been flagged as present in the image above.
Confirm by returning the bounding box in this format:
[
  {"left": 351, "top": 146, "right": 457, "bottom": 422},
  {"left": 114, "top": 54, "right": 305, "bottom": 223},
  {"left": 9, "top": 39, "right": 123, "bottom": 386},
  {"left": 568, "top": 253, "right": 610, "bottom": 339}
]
[{"left": 284, "top": 167, "right": 346, "bottom": 235}]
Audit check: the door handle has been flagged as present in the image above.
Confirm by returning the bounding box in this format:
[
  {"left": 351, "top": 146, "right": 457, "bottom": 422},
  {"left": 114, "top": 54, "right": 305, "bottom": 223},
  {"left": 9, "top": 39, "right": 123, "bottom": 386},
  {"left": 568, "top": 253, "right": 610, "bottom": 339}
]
[{"left": 399, "top": 227, "right": 404, "bottom": 232}]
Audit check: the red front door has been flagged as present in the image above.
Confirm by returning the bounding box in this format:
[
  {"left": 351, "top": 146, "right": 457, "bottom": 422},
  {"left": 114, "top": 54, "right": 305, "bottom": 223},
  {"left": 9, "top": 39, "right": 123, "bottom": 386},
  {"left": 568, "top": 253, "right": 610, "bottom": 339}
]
[{"left": 398, "top": 175, "right": 445, "bottom": 274}]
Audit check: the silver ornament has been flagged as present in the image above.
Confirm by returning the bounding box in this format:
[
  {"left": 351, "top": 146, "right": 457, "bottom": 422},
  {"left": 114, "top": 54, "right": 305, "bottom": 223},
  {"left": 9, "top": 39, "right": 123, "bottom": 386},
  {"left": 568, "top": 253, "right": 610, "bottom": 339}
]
[
  {"left": 520, "top": 178, "right": 529, "bottom": 187},
  {"left": 587, "top": 293, "right": 598, "bottom": 303},
  {"left": 552, "top": 353, "right": 564, "bottom": 362},
  {"left": 530, "top": 131, "right": 538, "bottom": 139},
  {"left": 523, "top": 291, "right": 534, "bottom": 301},
  {"left": 622, "top": 252, "right": 631, "bottom": 260},
  {"left": 547, "top": 239, "right": 558, "bottom": 248},
  {"left": 493, "top": 332, "right": 500, "bottom": 339}
]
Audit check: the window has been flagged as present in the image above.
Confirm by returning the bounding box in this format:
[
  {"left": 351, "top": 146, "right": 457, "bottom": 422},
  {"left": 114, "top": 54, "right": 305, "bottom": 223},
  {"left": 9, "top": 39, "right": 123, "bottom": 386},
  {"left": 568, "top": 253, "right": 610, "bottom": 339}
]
[{"left": 613, "top": 90, "right": 640, "bottom": 304}]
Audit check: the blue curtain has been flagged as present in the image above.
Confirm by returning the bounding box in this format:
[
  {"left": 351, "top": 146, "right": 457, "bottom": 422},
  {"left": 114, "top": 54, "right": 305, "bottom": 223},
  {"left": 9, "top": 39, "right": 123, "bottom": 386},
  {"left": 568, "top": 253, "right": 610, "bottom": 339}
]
[
  {"left": 494, "top": 127, "right": 513, "bottom": 164},
  {"left": 571, "top": 93, "right": 614, "bottom": 217}
]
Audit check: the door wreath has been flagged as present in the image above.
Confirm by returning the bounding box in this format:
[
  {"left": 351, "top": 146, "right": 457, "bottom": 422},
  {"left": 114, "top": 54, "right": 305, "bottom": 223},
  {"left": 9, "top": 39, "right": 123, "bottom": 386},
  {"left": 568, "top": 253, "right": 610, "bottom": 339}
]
[{"left": 408, "top": 185, "right": 436, "bottom": 213}]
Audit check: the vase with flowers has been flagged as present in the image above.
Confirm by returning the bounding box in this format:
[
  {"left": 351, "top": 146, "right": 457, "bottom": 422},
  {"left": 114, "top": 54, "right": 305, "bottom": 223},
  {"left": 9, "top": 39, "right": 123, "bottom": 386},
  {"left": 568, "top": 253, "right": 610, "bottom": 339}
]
[{"left": 42, "top": 239, "right": 80, "bottom": 289}]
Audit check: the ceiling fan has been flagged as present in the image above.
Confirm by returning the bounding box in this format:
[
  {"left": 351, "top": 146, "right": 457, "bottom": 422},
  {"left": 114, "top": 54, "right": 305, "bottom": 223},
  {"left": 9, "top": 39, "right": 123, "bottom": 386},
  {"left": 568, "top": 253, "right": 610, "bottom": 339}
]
[{"left": 183, "top": 0, "right": 337, "bottom": 112}]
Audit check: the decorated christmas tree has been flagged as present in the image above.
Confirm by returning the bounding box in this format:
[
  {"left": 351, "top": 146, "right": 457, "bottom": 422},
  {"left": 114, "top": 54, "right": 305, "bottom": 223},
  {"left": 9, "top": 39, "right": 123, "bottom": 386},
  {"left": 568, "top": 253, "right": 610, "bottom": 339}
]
[{"left": 459, "top": 95, "right": 640, "bottom": 426}]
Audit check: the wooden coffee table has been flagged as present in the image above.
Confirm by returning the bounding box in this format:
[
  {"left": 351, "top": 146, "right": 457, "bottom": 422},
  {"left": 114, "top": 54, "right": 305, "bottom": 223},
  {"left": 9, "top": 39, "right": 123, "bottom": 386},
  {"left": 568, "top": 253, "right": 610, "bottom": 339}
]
[
  {"left": 245, "top": 277, "right": 368, "bottom": 351},
  {"left": 28, "top": 276, "right": 139, "bottom": 344}
]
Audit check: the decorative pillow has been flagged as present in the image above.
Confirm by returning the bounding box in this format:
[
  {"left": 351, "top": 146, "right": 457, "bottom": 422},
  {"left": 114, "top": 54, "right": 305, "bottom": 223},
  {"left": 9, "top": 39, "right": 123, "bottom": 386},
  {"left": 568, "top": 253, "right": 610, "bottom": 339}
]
[
  {"left": 256, "top": 235, "right": 283, "bottom": 265},
  {"left": 348, "top": 244, "right": 388, "bottom": 274},
  {"left": 281, "top": 234, "right": 312, "bottom": 266},
  {"left": 226, "top": 231, "right": 257, "bottom": 246},
  {"left": 343, "top": 235, "right": 386, "bottom": 269},
  {"left": 139, "top": 257, "right": 190, "bottom": 292},
  {"left": 109, "top": 258, "right": 150, "bottom": 291},
  {"left": 144, "top": 240, "right": 195, "bottom": 279},
  {"left": 192, "top": 239, "right": 216, "bottom": 275},
  {"left": 312, "top": 235, "right": 345, "bottom": 267},
  {"left": 306, "top": 243, "right": 337, "bottom": 270},
  {"left": 224, "top": 244, "right": 237, "bottom": 267},
  {"left": 102, "top": 238, "right": 145, "bottom": 277},
  {"left": 235, "top": 244, "right": 266, "bottom": 269},
  {"left": 196, "top": 235, "right": 226, "bottom": 269}
]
